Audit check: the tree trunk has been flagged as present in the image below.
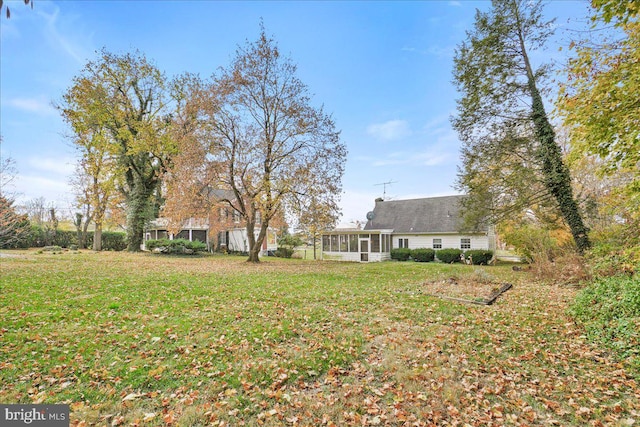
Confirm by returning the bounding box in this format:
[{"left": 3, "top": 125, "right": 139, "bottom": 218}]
[
  {"left": 126, "top": 185, "right": 152, "bottom": 252},
  {"left": 93, "top": 223, "right": 103, "bottom": 251},
  {"left": 246, "top": 221, "right": 269, "bottom": 263},
  {"left": 313, "top": 235, "right": 317, "bottom": 260},
  {"left": 80, "top": 217, "right": 91, "bottom": 249},
  {"left": 529, "top": 86, "right": 591, "bottom": 252},
  {"left": 514, "top": 13, "right": 591, "bottom": 253}
]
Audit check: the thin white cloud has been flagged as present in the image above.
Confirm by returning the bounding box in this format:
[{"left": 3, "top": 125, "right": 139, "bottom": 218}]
[
  {"left": 366, "top": 120, "right": 411, "bottom": 142},
  {"left": 449, "top": 1, "right": 462, "bottom": 6},
  {"left": 5, "top": 97, "right": 56, "bottom": 115},
  {"left": 28, "top": 156, "right": 76, "bottom": 176},
  {"left": 13, "top": 173, "right": 73, "bottom": 205},
  {"left": 39, "top": 4, "right": 89, "bottom": 65}
]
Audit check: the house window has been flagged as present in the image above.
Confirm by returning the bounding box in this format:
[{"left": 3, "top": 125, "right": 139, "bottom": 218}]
[
  {"left": 461, "top": 238, "right": 471, "bottom": 249},
  {"left": 398, "top": 238, "right": 409, "bottom": 249},
  {"left": 232, "top": 210, "right": 241, "bottom": 224},
  {"left": 433, "top": 238, "right": 442, "bottom": 249}
]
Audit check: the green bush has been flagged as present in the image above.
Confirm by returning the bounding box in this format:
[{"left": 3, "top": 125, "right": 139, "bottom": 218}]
[
  {"left": 101, "top": 231, "right": 127, "bottom": 251},
  {"left": 464, "top": 250, "right": 494, "bottom": 265},
  {"left": 274, "top": 247, "right": 294, "bottom": 258},
  {"left": 587, "top": 244, "right": 640, "bottom": 278},
  {"left": 390, "top": 248, "right": 411, "bottom": 261},
  {"left": 436, "top": 248, "right": 463, "bottom": 263},
  {"left": 570, "top": 275, "right": 640, "bottom": 375},
  {"left": 411, "top": 248, "right": 435, "bottom": 262},
  {"left": 146, "top": 238, "right": 207, "bottom": 254},
  {"left": 52, "top": 230, "right": 76, "bottom": 248}
]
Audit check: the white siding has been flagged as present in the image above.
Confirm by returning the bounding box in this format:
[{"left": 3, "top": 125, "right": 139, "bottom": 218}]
[
  {"left": 393, "top": 234, "right": 489, "bottom": 250},
  {"left": 321, "top": 251, "right": 390, "bottom": 262},
  {"left": 227, "top": 228, "right": 277, "bottom": 255}
]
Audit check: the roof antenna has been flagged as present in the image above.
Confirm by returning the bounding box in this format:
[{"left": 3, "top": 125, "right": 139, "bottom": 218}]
[{"left": 374, "top": 180, "right": 397, "bottom": 200}]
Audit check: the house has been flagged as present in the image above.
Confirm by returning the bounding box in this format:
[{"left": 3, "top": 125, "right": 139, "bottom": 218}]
[
  {"left": 321, "top": 195, "right": 495, "bottom": 262},
  {"left": 144, "top": 216, "right": 279, "bottom": 255},
  {"left": 144, "top": 188, "right": 279, "bottom": 255}
]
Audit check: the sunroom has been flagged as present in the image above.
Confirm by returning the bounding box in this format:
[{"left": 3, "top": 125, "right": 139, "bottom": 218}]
[{"left": 321, "top": 229, "right": 393, "bottom": 262}]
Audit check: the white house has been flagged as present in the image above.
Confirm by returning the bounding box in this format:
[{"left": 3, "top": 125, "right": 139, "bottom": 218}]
[{"left": 321, "top": 195, "right": 495, "bottom": 262}]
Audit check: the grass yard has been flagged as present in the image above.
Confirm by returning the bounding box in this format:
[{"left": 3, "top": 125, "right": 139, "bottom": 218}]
[{"left": 0, "top": 251, "right": 638, "bottom": 426}]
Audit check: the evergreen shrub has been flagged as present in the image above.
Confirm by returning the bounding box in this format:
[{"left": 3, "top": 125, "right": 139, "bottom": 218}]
[
  {"left": 436, "top": 248, "right": 463, "bottom": 263},
  {"left": 463, "top": 250, "right": 494, "bottom": 265},
  {"left": 390, "top": 248, "right": 411, "bottom": 261},
  {"left": 411, "top": 248, "right": 435, "bottom": 262},
  {"left": 146, "top": 238, "right": 207, "bottom": 254}
]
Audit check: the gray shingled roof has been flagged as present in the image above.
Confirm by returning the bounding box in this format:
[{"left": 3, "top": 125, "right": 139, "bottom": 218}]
[{"left": 363, "top": 195, "right": 483, "bottom": 233}]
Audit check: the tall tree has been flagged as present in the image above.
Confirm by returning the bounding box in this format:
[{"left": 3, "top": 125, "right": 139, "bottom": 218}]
[
  {"left": 452, "top": 0, "right": 591, "bottom": 252},
  {"left": 295, "top": 193, "right": 340, "bottom": 260},
  {"left": 60, "top": 49, "right": 178, "bottom": 251},
  {"left": 164, "top": 27, "right": 346, "bottom": 262},
  {"left": 556, "top": 0, "right": 639, "bottom": 227}
]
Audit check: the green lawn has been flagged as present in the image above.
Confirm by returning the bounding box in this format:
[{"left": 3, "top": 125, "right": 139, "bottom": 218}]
[{"left": 0, "top": 251, "right": 638, "bottom": 426}]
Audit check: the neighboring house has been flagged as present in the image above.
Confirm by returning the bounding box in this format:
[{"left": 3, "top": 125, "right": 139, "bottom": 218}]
[
  {"left": 144, "top": 216, "right": 278, "bottom": 256},
  {"left": 144, "top": 188, "right": 279, "bottom": 256},
  {"left": 321, "top": 195, "right": 495, "bottom": 262}
]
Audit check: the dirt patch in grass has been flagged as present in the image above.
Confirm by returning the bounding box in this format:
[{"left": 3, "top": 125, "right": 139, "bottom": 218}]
[{"left": 422, "top": 268, "right": 510, "bottom": 303}]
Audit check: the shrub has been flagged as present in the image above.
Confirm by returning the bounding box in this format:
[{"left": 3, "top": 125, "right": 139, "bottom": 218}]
[
  {"left": 587, "top": 244, "right": 640, "bottom": 278},
  {"left": 274, "top": 247, "right": 294, "bottom": 258},
  {"left": 390, "top": 248, "right": 411, "bottom": 261},
  {"left": 436, "top": 248, "right": 463, "bottom": 263},
  {"left": 101, "top": 231, "right": 127, "bottom": 251},
  {"left": 570, "top": 275, "right": 640, "bottom": 375},
  {"left": 52, "top": 230, "right": 76, "bottom": 248},
  {"left": 146, "top": 238, "right": 207, "bottom": 254},
  {"left": 463, "top": 250, "right": 494, "bottom": 265},
  {"left": 411, "top": 248, "right": 435, "bottom": 262}
]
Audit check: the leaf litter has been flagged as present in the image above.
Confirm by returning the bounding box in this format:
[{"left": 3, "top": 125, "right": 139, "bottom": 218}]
[{"left": 0, "top": 251, "right": 638, "bottom": 426}]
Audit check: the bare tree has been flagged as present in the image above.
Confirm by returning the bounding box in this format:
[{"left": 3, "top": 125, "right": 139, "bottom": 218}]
[{"left": 164, "top": 27, "right": 346, "bottom": 262}]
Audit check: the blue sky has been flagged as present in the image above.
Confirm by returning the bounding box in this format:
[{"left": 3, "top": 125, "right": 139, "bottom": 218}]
[{"left": 0, "top": 0, "right": 591, "bottom": 226}]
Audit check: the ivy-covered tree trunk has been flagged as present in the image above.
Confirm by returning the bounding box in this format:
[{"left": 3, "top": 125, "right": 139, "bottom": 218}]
[
  {"left": 125, "top": 173, "right": 156, "bottom": 252},
  {"left": 529, "top": 85, "right": 591, "bottom": 252}
]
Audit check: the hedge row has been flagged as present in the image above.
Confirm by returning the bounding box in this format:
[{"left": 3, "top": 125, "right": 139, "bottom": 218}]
[
  {"left": 146, "top": 238, "right": 207, "bottom": 254},
  {"left": 391, "top": 248, "right": 493, "bottom": 264},
  {"left": 10, "top": 226, "right": 126, "bottom": 251}
]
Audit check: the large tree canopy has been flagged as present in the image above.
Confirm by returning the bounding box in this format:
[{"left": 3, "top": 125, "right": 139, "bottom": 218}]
[
  {"left": 60, "top": 49, "right": 181, "bottom": 251},
  {"left": 452, "top": 0, "right": 590, "bottom": 252},
  {"left": 164, "top": 28, "right": 346, "bottom": 262},
  {"left": 556, "top": 0, "right": 639, "bottom": 225}
]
